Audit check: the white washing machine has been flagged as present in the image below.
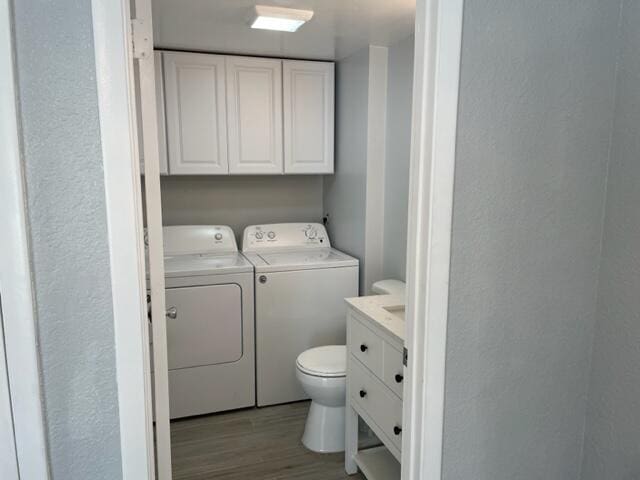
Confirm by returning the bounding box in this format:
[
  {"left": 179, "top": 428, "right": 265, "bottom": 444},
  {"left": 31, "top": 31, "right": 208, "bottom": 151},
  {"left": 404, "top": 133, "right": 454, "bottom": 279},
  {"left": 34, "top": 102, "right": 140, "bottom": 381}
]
[
  {"left": 242, "top": 223, "right": 359, "bottom": 407},
  {"left": 160, "top": 225, "right": 255, "bottom": 418}
]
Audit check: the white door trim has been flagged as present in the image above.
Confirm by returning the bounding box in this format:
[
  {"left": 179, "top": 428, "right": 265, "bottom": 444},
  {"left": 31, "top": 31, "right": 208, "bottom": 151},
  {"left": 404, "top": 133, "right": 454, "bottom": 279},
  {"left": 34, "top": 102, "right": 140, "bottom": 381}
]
[
  {"left": 0, "top": 0, "right": 51, "bottom": 478},
  {"left": 91, "top": 0, "right": 156, "bottom": 478},
  {"left": 402, "top": 0, "right": 464, "bottom": 479},
  {"left": 0, "top": 309, "right": 19, "bottom": 480}
]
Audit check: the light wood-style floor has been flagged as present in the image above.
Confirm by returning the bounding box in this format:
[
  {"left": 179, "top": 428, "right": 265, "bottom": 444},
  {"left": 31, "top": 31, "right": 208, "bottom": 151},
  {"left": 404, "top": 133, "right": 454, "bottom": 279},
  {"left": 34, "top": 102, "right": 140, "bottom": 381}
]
[{"left": 171, "top": 401, "right": 365, "bottom": 480}]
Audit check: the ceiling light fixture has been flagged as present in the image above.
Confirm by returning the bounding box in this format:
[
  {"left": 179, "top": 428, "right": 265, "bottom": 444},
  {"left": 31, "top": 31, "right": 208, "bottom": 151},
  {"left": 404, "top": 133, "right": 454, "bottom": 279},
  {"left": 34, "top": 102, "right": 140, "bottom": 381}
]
[{"left": 250, "top": 5, "right": 314, "bottom": 32}]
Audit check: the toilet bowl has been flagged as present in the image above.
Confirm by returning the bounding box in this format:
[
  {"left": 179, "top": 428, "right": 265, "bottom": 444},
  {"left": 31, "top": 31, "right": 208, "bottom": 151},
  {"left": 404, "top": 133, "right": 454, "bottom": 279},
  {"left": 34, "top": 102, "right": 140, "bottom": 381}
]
[
  {"left": 295, "top": 345, "right": 346, "bottom": 453},
  {"left": 295, "top": 279, "right": 405, "bottom": 453}
]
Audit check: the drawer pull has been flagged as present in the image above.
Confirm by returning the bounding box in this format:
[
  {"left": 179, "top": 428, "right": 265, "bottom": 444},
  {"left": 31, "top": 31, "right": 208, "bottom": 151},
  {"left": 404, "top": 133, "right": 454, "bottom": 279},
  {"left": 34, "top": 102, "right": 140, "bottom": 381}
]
[
  {"left": 393, "top": 425, "right": 402, "bottom": 435},
  {"left": 360, "top": 344, "right": 368, "bottom": 352},
  {"left": 359, "top": 389, "right": 367, "bottom": 398},
  {"left": 395, "top": 374, "right": 404, "bottom": 383}
]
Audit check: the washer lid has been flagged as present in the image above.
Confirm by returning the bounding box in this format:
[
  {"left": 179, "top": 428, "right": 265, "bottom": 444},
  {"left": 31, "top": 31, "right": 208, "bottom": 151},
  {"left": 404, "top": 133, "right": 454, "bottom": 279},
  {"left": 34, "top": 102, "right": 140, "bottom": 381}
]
[
  {"left": 296, "top": 345, "right": 346, "bottom": 377},
  {"left": 245, "top": 248, "right": 358, "bottom": 273},
  {"left": 163, "top": 252, "right": 253, "bottom": 278}
]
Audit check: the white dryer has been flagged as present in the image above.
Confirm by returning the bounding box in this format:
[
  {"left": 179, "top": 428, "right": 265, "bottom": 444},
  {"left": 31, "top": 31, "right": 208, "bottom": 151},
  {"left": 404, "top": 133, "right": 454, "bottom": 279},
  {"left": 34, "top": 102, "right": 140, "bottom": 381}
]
[
  {"left": 160, "top": 225, "right": 255, "bottom": 418},
  {"left": 242, "top": 223, "right": 359, "bottom": 407}
]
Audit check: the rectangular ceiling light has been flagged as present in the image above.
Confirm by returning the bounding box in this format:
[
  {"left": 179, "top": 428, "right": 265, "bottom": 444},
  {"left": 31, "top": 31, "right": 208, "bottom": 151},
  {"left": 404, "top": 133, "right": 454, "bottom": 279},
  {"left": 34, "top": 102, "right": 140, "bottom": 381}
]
[{"left": 250, "top": 5, "right": 314, "bottom": 32}]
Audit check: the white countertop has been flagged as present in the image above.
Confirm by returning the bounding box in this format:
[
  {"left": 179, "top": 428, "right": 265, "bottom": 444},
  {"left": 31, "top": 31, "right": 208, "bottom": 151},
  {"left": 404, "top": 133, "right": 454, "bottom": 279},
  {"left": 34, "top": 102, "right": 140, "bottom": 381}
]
[{"left": 345, "top": 294, "right": 406, "bottom": 343}]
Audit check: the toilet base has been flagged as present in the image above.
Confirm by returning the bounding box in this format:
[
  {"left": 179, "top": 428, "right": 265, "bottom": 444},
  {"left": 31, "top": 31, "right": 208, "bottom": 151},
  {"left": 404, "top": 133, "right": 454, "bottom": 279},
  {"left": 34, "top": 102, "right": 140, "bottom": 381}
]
[{"left": 301, "top": 402, "right": 345, "bottom": 453}]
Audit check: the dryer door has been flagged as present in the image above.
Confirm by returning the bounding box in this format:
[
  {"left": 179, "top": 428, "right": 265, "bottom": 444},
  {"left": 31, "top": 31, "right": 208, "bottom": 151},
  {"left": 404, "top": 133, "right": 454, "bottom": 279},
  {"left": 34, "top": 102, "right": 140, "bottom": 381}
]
[{"left": 165, "top": 284, "right": 242, "bottom": 369}]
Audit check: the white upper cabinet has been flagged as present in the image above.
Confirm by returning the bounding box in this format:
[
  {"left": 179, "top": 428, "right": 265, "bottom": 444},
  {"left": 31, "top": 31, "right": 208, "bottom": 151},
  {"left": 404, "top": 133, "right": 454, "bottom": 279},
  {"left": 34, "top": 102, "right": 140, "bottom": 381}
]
[
  {"left": 283, "top": 60, "right": 335, "bottom": 174},
  {"left": 163, "top": 52, "right": 229, "bottom": 175},
  {"left": 226, "top": 56, "right": 283, "bottom": 174}
]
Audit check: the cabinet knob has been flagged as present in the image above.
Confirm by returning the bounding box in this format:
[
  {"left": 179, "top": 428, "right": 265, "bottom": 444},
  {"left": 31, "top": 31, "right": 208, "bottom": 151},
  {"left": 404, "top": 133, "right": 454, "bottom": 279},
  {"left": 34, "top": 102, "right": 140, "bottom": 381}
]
[
  {"left": 395, "top": 374, "right": 404, "bottom": 383},
  {"left": 166, "top": 306, "right": 177, "bottom": 319},
  {"left": 359, "top": 390, "right": 367, "bottom": 398},
  {"left": 393, "top": 426, "right": 402, "bottom": 435},
  {"left": 360, "top": 344, "right": 368, "bottom": 352},
  {"left": 259, "top": 275, "right": 267, "bottom": 284}
]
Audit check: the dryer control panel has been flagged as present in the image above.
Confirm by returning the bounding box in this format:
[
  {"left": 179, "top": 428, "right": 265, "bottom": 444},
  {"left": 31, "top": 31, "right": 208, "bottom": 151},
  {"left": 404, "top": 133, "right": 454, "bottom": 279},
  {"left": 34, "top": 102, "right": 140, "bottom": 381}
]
[
  {"left": 163, "top": 225, "right": 238, "bottom": 256},
  {"left": 242, "top": 223, "right": 330, "bottom": 252}
]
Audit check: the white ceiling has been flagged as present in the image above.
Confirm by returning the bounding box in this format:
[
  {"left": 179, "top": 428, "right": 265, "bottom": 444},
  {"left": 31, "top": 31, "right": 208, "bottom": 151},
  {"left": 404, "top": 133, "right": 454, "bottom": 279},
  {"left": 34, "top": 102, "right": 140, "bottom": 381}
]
[{"left": 152, "top": 0, "right": 416, "bottom": 60}]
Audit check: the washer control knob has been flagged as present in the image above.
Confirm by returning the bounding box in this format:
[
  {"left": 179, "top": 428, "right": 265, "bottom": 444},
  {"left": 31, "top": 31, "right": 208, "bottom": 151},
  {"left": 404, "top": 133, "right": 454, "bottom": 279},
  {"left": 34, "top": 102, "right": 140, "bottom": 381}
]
[
  {"left": 267, "top": 231, "right": 276, "bottom": 240},
  {"left": 255, "top": 232, "right": 264, "bottom": 240},
  {"left": 214, "top": 233, "right": 223, "bottom": 241}
]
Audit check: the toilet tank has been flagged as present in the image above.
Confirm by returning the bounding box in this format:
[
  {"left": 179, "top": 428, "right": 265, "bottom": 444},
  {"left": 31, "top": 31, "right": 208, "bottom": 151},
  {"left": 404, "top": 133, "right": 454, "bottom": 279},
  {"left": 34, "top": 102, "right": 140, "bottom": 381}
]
[{"left": 371, "top": 279, "right": 406, "bottom": 296}]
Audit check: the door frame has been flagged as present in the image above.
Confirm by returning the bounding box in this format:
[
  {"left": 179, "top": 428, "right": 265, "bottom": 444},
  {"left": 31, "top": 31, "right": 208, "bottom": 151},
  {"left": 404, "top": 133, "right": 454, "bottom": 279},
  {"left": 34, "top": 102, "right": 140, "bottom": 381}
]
[
  {"left": 401, "top": 0, "right": 464, "bottom": 478},
  {"left": 91, "top": 0, "right": 168, "bottom": 478},
  {"left": 88, "top": 0, "right": 465, "bottom": 478},
  {"left": 0, "top": 0, "right": 51, "bottom": 478}
]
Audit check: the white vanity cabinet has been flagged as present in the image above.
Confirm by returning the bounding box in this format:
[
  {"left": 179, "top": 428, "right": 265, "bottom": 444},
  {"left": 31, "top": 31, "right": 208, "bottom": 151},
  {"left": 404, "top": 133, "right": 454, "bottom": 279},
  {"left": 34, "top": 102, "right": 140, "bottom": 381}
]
[
  {"left": 283, "top": 60, "right": 334, "bottom": 174},
  {"left": 226, "top": 56, "right": 283, "bottom": 174},
  {"left": 163, "top": 52, "right": 229, "bottom": 175},
  {"left": 345, "top": 296, "right": 404, "bottom": 479}
]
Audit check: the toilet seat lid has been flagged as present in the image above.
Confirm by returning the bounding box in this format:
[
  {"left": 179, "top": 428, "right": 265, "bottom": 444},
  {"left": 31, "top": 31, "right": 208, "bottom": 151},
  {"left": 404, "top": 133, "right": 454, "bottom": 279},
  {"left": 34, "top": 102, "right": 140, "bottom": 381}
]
[{"left": 296, "top": 345, "right": 346, "bottom": 377}]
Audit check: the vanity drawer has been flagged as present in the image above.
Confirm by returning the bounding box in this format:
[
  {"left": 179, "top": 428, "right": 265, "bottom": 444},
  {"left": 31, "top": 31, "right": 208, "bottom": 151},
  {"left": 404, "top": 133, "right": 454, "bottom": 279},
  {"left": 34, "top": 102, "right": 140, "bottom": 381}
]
[
  {"left": 349, "top": 357, "right": 403, "bottom": 451},
  {"left": 383, "top": 343, "right": 404, "bottom": 399},
  {"left": 349, "top": 317, "right": 383, "bottom": 376}
]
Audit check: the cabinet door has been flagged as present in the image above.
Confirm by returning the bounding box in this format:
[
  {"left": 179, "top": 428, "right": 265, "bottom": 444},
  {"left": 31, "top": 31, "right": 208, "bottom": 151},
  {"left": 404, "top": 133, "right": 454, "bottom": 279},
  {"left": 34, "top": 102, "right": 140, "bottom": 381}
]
[
  {"left": 164, "top": 52, "right": 228, "bottom": 174},
  {"left": 226, "top": 56, "right": 283, "bottom": 174},
  {"left": 139, "top": 51, "right": 169, "bottom": 175},
  {"left": 283, "top": 60, "right": 334, "bottom": 174},
  {"left": 165, "top": 284, "right": 242, "bottom": 370}
]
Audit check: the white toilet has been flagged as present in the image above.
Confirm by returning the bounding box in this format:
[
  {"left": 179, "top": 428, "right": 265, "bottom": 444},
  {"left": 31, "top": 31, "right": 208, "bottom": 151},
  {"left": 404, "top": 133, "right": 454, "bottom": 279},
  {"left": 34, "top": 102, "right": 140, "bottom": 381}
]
[
  {"left": 295, "top": 279, "right": 406, "bottom": 453},
  {"left": 296, "top": 345, "right": 347, "bottom": 453}
]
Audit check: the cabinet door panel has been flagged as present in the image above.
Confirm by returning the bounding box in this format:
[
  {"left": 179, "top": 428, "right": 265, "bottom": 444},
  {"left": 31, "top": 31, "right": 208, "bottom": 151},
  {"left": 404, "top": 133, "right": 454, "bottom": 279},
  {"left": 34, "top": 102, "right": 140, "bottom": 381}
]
[
  {"left": 164, "top": 52, "right": 228, "bottom": 174},
  {"left": 283, "top": 60, "right": 334, "bottom": 174},
  {"left": 165, "top": 284, "right": 242, "bottom": 370},
  {"left": 226, "top": 57, "right": 283, "bottom": 174}
]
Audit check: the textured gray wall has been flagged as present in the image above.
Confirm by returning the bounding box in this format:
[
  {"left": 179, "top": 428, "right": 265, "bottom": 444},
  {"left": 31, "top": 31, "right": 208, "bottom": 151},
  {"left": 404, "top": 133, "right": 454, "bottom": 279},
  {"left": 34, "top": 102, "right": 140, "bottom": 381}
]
[
  {"left": 443, "top": 1, "right": 620, "bottom": 479},
  {"left": 159, "top": 176, "right": 324, "bottom": 242},
  {"left": 382, "top": 35, "right": 413, "bottom": 283},
  {"left": 581, "top": 1, "right": 640, "bottom": 478},
  {"left": 323, "top": 46, "right": 370, "bottom": 290},
  {"left": 12, "top": 0, "right": 122, "bottom": 478}
]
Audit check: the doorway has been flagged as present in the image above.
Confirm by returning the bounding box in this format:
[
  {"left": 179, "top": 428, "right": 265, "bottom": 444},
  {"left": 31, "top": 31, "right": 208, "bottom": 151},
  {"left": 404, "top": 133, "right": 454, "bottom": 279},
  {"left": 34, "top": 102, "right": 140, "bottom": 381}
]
[{"left": 89, "top": 0, "right": 465, "bottom": 479}]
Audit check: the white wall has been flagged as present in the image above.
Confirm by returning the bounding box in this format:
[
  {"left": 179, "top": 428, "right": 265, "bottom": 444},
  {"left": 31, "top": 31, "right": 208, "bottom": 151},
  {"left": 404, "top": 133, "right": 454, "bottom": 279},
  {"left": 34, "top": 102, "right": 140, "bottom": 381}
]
[
  {"left": 159, "top": 176, "right": 324, "bottom": 242},
  {"left": 12, "top": 0, "right": 122, "bottom": 478},
  {"left": 323, "top": 46, "right": 371, "bottom": 292},
  {"left": 324, "top": 40, "right": 414, "bottom": 293},
  {"left": 382, "top": 35, "right": 414, "bottom": 282},
  {"left": 581, "top": 1, "right": 640, "bottom": 477},
  {"left": 442, "top": 1, "right": 620, "bottom": 479}
]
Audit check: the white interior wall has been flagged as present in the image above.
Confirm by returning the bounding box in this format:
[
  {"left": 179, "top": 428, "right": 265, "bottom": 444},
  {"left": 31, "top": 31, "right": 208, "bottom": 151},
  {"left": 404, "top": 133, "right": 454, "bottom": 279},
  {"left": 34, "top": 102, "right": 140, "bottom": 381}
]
[
  {"left": 323, "top": 46, "right": 371, "bottom": 292},
  {"left": 324, "top": 38, "right": 414, "bottom": 293},
  {"left": 443, "top": 1, "right": 621, "bottom": 479},
  {"left": 363, "top": 46, "right": 389, "bottom": 294},
  {"left": 12, "top": 1, "right": 123, "bottom": 477},
  {"left": 580, "top": 1, "right": 640, "bottom": 477},
  {"left": 382, "top": 35, "right": 414, "bottom": 282},
  {"left": 158, "top": 176, "right": 324, "bottom": 242}
]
